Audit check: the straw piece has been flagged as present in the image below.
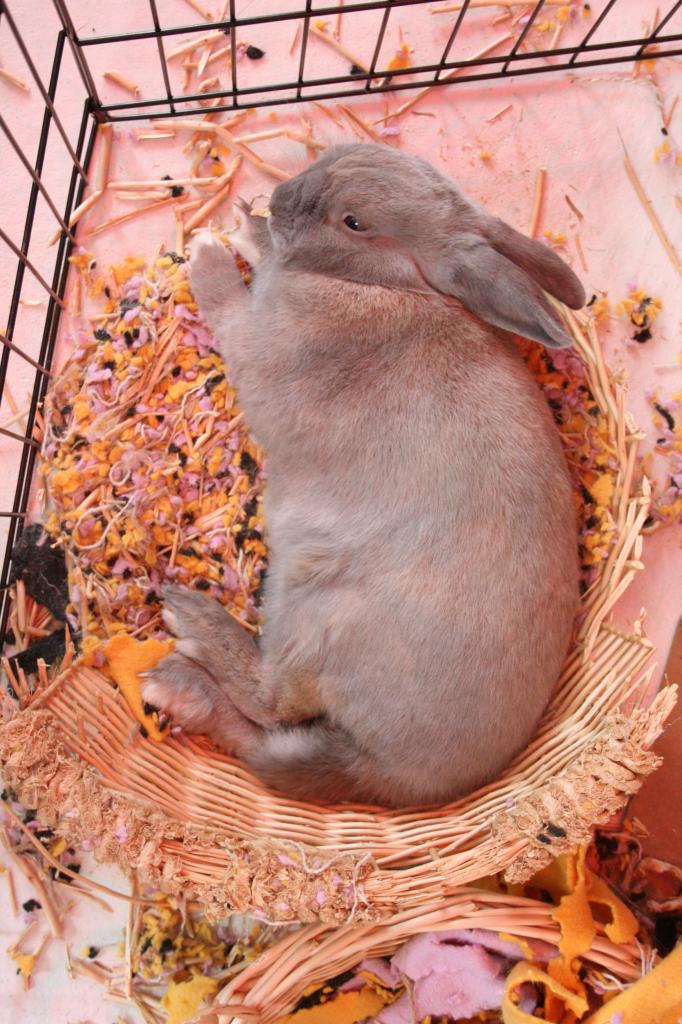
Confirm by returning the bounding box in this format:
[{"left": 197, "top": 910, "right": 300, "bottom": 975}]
[
  {"left": 110, "top": 176, "right": 217, "bottom": 190},
  {"left": 48, "top": 190, "right": 103, "bottom": 246},
  {"left": 525, "top": 168, "right": 547, "bottom": 239},
  {"left": 198, "top": 75, "right": 220, "bottom": 94},
  {"left": 0, "top": 405, "right": 30, "bottom": 432},
  {"left": 152, "top": 118, "right": 290, "bottom": 180},
  {"left": 197, "top": 44, "right": 213, "bottom": 78},
  {"left": 0, "top": 67, "right": 30, "bottom": 91},
  {"left": 103, "top": 71, "right": 141, "bottom": 97},
  {"left": 300, "top": 117, "right": 316, "bottom": 161},
  {"left": 115, "top": 190, "right": 169, "bottom": 202},
  {"left": 2, "top": 656, "right": 30, "bottom": 706},
  {"left": 70, "top": 268, "right": 82, "bottom": 317},
  {"left": 4, "top": 915, "right": 38, "bottom": 956},
  {"left": 622, "top": 147, "right": 682, "bottom": 275},
  {"left": 574, "top": 233, "right": 589, "bottom": 273},
  {"left": 95, "top": 123, "right": 114, "bottom": 192},
  {"left": 88, "top": 197, "right": 179, "bottom": 239},
  {"left": 175, "top": 208, "right": 185, "bottom": 255},
  {"left": 54, "top": 879, "right": 113, "bottom": 913},
  {"left": 289, "top": 23, "right": 302, "bottom": 56},
  {"left": 339, "top": 105, "right": 383, "bottom": 143},
  {"left": 2, "top": 381, "right": 20, "bottom": 417},
  {"left": 334, "top": 0, "right": 344, "bottom": 39},
  {"left": 178, "top": 198, "right": 203, "bottom": 215},
  {"left": 550, "top": 21, "right": 563, "bottom": 51},
  {"left": 375, "top": 34, "right": 513, "bottom": 122},
  {"left": 310, "top": 24, "right": 369, "bottom": 73},
  {"left": 233, "top": 128, "right": 288, "bottom": 145},
  {"left": 70, "top": 957, "right": 112, "bottom": 983},
  {"left": 166, "top": 31, "right": 225, "bottom": 61},
  {"left": 182, "top": 56, "right": 194, "bottom": 92},
  {"left": 2, "top": 803, "right": 151, "bottom": 906},
  {"left": 184, "top": 157, "right": 242, "bottom": 231},
  {"left": 663, "top": 95, "right": 678, "bottom": 129},
  {"left": 205, "top": 43, "right": 230, "bottom": 67},
  {"left": 136, "top": 131, "right": 177, "bottom": 140},
  {"left": 181, "top": 0, "right": 214, "bottom": 21},
  {"left": 30, "top": 667, "right": 72, "bottom": 709},
  {"left": 565, "top": 193, "right": 584, "bottom": 220},
  {"left": 313, "top": 101, "right": 346, "bottom": 130},
  {"left": 486, "top": 103, "right": 512, "bottom": 123},
  {"left": 11, "top": 853, "right": 62, "bottom": 939}
]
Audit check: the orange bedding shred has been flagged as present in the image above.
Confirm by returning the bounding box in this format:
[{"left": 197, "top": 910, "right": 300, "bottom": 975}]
[
  {"left": 103, "top": 634, "right": 174, "bottom": 739},
  {"left": 41, "top": 250, "right": 265, "bottom": 663}
]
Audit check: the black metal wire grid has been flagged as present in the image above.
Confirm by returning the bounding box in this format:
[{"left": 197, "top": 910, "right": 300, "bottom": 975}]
[
  {"left": 0, "top": 0, "right": 681, "bottom": 637},
  {"left": 54, "top": 0, "right": 682, "bottom": 118}
]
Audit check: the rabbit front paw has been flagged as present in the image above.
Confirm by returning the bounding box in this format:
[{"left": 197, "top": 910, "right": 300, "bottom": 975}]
[{"left": 189, "top": 231, "right": 245, "bottom": 318}]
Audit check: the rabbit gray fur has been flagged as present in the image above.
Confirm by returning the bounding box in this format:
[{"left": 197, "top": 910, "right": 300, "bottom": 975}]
[{"left": 143, "top": 144, "right": 582, "bottom": 807}]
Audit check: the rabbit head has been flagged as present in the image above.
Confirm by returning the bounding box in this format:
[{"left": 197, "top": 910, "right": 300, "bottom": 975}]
[{"left": 267, "top": 143, "right": 585, "bottom": 348}]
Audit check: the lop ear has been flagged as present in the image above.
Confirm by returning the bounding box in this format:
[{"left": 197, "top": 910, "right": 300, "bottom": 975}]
[
  {"left": 486, "top": 218, "right": 585, "bottom": 309},
  {"left": 421, "top": 215, "right": 586, "bottom": 349}
]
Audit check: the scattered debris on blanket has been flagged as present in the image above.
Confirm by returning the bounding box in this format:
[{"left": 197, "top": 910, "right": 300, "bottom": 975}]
[
  {"left": 585, "top": 293, "right": 610, "bottom": 321},
  {"left": 616, "top": 286, "right": 663, "bottom": 344},
  {"left": 0, "top": 786, "right": 273, "bottom": 1017},
  {"left": 641, "top": 388, "right": 682, "bottom": 530}
]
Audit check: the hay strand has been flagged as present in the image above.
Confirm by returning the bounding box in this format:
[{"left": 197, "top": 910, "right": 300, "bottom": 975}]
[
  {"left": 528, "top": 168, "right": 547, "bottom": 237},
  {"left": 309, "top": 24, "right": 368, "bottom": 73},
  {"left": 375, "top": 34, "right": 513, "bottom": 122},
  {"left": 0, "top": 67, "right": 30, "bottom": 91},
  {"left": 622, "top": 146, "right": 682, "bottom": 275},
  {"left": 184, "top": 156, "right": 242, "bottom": 231},
  {"left": 103, "top": 71, "right": 141, "bottom": 97}
]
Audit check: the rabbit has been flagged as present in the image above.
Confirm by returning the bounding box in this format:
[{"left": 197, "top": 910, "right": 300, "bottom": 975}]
[{"left": 143, "top": 143, "right": 583, "bottom": 808}]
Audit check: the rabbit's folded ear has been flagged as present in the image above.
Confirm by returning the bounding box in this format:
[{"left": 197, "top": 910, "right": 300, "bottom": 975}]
[
  {"left": 486, "top": 218, "right": 585, "bottom": 308},
  {"left": 424, "top": 215, "right": 585, "bottom": 349}
]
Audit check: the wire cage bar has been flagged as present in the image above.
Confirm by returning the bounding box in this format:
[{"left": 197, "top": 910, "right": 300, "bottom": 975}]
[
  {"left": 0, "top": 0, "right": 681, "bottom": 634},
  {"left": 53, "top": 0, "right": 682, "bottom": 118}
]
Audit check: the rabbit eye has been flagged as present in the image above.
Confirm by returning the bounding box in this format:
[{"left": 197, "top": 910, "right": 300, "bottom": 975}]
[{"left": 343, "top": 214, "right": 365, "bottom": 232}]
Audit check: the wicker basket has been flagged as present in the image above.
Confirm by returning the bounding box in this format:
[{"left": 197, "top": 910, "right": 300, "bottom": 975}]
[
  {"left": 0, "top": 306, "right": 676, "bottom": 1021},
  {"left": 201, "top": 889, "right": 647, "bottom": 1023}
]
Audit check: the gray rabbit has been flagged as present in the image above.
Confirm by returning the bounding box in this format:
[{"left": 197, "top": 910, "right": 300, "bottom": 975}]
[{"left": 143, "top": 144, "right": 582, "bottom": 807}]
